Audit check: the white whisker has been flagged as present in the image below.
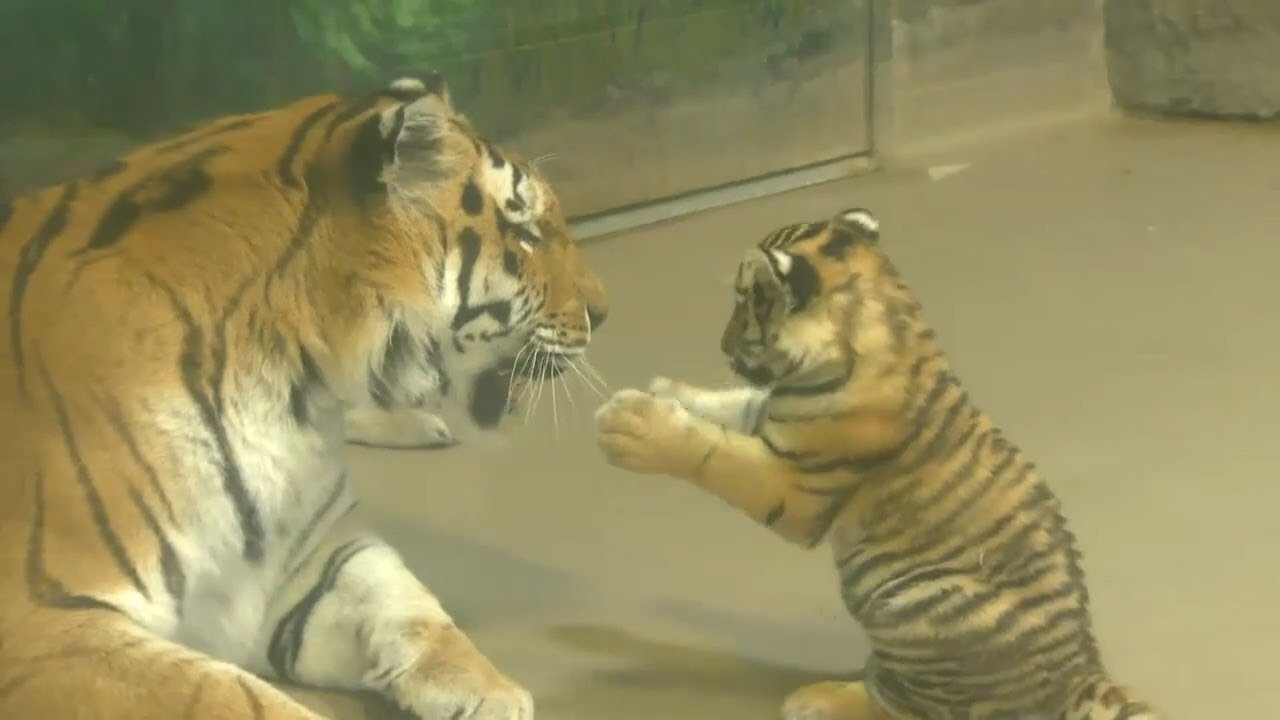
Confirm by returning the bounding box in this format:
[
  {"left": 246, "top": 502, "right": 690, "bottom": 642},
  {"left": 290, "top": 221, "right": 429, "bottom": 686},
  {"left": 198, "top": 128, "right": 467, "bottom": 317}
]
[
  {"left": 505, "top": 342, "right": 534, "bottom": 415},
  {"left": 531, "top": 153, "right": 560, "bottom": 169},
  {"left": 521, "top": 348, "right": 542, "bottom": 424},
  {"left": 512, "top": 350, "right": 535, "bottom": 408},
  {"left": 534, "top": 352, "right": 551, "bottom": 422},
  {"left": 519, "top": 345, "right": 540, "bottom": 422},
  {"left": 566, "top": 357, "right": 606, "bottom": 399},
  {"left": 550, "top": 360, "right": 560, "bottom": 439},
  {"left": 579, "top": 355, "right": 610, "bottom": 392},
  {"left": 559, "top": 370, "right": 577, "bottom": 413}
]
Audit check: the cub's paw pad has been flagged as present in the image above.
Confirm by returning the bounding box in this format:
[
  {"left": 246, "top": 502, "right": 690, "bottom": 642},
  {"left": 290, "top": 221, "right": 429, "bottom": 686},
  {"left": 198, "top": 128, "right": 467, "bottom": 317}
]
[
  {"left": 594, "top": 389, "right": 683, "bottom": 433},
  {"left": 594, "top": 389, "right": 689, "bottom": 475}
]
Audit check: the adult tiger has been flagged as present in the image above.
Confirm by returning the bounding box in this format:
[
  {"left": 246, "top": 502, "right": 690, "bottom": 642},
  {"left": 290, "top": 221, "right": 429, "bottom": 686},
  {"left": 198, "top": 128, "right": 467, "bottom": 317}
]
[
  {"left": 595, "top": 209, "right": 1155, "bottom": 720},
  {"left": 0, "top": 73, "right": 607, "bottom": 719}
]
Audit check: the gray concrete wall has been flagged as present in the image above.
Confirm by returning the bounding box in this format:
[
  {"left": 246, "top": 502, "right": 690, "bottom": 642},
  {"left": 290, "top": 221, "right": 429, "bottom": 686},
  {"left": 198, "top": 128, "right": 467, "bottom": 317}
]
[
  {"left": 882, "top": 0, "right": 1110, "bottom": 155},
  {"left": 1104, "top": 1, "right": 1280, "bottom": 120}
]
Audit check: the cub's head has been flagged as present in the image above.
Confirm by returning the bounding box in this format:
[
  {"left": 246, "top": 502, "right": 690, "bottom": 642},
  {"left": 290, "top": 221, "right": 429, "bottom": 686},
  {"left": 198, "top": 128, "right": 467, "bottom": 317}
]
[
  {"left": 721, "top": 208, "right": 909, "bottom": 392},
  {"left": 320, "top": 74, "right": 607, "bottom": 427}
]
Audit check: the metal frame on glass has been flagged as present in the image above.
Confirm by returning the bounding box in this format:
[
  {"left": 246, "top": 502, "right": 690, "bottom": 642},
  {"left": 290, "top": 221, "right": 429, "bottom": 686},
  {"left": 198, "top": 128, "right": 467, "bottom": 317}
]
[{"left": 570, "top": 0, "right": 893, "bottom": 241}]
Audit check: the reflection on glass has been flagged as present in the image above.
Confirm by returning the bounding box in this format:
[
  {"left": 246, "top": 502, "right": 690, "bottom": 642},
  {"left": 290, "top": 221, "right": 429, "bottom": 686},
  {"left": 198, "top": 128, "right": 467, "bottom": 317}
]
[{"left": 0, "top": 1, "right": 871, "bottom": 216}]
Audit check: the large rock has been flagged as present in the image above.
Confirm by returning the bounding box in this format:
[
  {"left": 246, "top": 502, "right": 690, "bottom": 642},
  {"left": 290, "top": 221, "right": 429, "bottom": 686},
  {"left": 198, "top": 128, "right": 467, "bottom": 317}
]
[{"left": 1104, "top": 1, "right": 1280, "bottom": 119}]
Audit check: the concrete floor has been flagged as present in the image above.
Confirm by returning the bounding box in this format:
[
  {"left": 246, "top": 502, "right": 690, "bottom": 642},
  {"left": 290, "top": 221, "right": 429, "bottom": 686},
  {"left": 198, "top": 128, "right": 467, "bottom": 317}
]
[{"left": 290, "top": 113, "right": 1280, "bottom": 719}]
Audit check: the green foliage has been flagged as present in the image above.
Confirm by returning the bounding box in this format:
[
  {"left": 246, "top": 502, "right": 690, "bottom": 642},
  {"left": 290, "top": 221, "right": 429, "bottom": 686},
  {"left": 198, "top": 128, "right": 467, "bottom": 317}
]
[{"left": 288, "top": 0, "right": 486, "bottom": 79}]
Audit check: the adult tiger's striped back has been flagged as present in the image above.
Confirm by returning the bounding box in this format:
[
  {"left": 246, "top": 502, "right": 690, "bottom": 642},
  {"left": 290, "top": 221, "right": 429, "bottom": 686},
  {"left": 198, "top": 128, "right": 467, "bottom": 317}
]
[
  {"left": 596, "top": 208, "right": 1155, "bottom": 719},
  {"left": 0, "top": 73, "right": 606, "bottom": 719}
]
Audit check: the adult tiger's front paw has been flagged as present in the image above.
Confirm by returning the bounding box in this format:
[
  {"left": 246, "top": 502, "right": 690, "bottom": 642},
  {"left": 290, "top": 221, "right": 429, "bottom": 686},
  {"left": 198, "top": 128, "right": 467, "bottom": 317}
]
[
  {"left": 594, "top": 389, "right": 701, "bottom": 476},
  {"left": 391, "top": 625, "right": 534, "bottom": 720}
]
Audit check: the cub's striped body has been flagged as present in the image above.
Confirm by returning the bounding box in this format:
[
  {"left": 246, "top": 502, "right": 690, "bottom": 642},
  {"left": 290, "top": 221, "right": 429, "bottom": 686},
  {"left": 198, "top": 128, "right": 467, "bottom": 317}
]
[
  {"left": 596, "top": 209, "right": 1153, "bottom": 719},
  {"left": 0, "top": 73, "right": 606, "bottom": 719}
]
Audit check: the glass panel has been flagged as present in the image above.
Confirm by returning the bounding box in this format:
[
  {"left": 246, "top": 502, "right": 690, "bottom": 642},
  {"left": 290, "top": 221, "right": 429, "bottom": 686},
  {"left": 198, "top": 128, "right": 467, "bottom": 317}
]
[{"left": 0, "top": 1, "right": 872, "bottom": 216}]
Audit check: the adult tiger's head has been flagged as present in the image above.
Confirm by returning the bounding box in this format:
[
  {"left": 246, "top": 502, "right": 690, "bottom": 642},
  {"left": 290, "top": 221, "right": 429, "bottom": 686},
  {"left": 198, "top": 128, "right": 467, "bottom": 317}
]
[
  {"left": 720, "top": 208, "right": 906, "bottom": 393},
  {"left": 307, "top": 74, "right": 608, "bottom": 427}
]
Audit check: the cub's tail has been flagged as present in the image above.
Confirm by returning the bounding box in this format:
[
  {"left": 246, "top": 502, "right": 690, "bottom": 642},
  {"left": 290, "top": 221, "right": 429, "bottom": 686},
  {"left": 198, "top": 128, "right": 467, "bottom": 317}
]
[{"left": 1063, "top": 673, "right": 1158, "bottom": 720}]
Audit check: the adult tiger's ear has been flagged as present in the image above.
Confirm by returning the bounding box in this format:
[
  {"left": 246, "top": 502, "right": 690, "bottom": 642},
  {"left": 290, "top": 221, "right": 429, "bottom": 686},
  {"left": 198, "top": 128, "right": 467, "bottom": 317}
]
[
  {"left": 356, "top": 73, "right": 459, "bottom": 192},
  {"left": 382, "top": 72, "right": 453, "bottom": 107}
]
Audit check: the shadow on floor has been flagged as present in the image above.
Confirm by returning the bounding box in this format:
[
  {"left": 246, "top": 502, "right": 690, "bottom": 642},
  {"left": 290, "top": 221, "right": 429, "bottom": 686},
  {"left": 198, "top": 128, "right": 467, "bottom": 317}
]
[{"left": 539, "top": 623, "right": 860, "bottom": 718}]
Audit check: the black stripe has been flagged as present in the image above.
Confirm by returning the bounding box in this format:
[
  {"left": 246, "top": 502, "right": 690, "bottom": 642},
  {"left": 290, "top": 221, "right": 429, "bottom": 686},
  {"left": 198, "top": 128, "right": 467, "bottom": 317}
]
[
  {"left": 908, "top": 425, "right": 991, "bottom": 513},
  {"left": 502, "top": 248, "right": 520, "bottom": 276},
  {"left": 493, "top": 204, "right": 539, "bottom": 245},
  {"left": 9, "top": 182, "right": 78, "bottom": 394},
  {"left": 40, "top": 362, "right": 150, "bottom": 598},
  {"left": 146, "top": 274, "right": 265, "bottom": 563},
  {"left": 346, "top": 112, "right": 398, "bottom": 195},
  {"left": 451, "top": 226, "right": 483, "bottom": 329},
  {"left": 264, "top": 191, "right": 319, "bottom": 295},
  {"left": 25, "top": 472, "right": 123, "bottom": 613},
  {"left": 323, "top": 99, "right": 380, "bottom": 141},
  {"left": 0, "top": 200, "right": 13, "bottom": 232},
  {"left": 289, "top": 346, "right": 326, "bottom": 426},
  {"left": 78, "top": 146, "right": 229, "bottom": 254},
  {"left": 87, "top": 159, "right": 128, "bottom": 182},
  {"left": 277, "top": 101, "right": 342, "bottom": 188},
  {"left": 461, "top": 179, "right": 484, "bottom": 216},
  {"left": 839, "top": 460, "right": 1036, "bottom": 615},
  {"left": 369, "top": 321, "right": 416, "bottom": 409},
  {"left": 282, "top": 473, "right": 352, "bottom": 571},
  {"left": 267, "top": 538, "right": 373, "bottom": 680},
  {"left": 803, "top": 485, "right": 859, "bottom": 546},
  {"left": 127, "top": 485, "right": 186, "bottom": 610},
  {"left": 96, "top": 394, "right": 178, "bottom": 524},
  {"left": 772, "top": 363, "right": 853, "bottom": 397},
  {"left": 763, "top": 501, "right": 785, "bottom": 526},
  {"left": 155, "top": 116, "right": 257, "bottom": 155},
  {"left": 820, "top": 226, "right": 858, "bottom": 259},
  {"left": 453, "top": 300, "right": 512, "bottom": 331}
]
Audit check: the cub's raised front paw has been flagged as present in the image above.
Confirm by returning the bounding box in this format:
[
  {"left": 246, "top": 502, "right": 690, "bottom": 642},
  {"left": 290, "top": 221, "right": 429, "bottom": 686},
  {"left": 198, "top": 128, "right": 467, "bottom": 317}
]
[{"left": 594, "top": 389, "right": 698, "bottom": 475}]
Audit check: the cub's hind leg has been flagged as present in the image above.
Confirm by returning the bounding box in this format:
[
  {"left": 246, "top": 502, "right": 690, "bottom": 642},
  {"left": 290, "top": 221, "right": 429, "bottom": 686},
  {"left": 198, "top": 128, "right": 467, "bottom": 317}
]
[
  {"left": 258, "top": 512, "right": 531, "bottom": 719},
  {"left": 783, "top": 681, "right": 897, "bottom": 720},
  {"left": 0, "top": 610, "right": 322, "bottom": 720}
]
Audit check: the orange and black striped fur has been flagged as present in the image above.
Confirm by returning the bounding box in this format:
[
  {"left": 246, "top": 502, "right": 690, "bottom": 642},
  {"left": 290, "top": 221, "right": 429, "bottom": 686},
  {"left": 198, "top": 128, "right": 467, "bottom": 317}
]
[
  {"left": 0, "top": 73, "right": 607, "bottom": 719},
  {"left": 595, "top": 209, "right": 1154, "bottom": 719}
]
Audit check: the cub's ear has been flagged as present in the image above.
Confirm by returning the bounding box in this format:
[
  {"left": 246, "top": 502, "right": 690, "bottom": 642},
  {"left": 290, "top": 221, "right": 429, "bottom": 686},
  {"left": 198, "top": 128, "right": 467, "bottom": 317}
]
[
  {"left": 830, "top": 207, "right": 880, "bottom": 241},
  {"left": 360, "top": 73, "right": 460, "bottom": 190},
  {"left": 819, "top": 207, "right": 880, "bottom": 259}
]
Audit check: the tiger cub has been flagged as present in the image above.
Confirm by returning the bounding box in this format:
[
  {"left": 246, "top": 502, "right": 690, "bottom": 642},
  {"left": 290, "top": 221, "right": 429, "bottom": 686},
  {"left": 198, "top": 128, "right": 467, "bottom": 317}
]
[{"left": 595, "top": 209, "right": 1155, "bottom": 720}]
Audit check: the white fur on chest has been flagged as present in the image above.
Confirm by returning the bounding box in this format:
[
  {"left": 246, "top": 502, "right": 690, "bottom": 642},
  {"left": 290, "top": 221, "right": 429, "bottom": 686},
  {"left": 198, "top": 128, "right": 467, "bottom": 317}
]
[{"left": 147, "top": 385, "right": 353, "bottom": 665}]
